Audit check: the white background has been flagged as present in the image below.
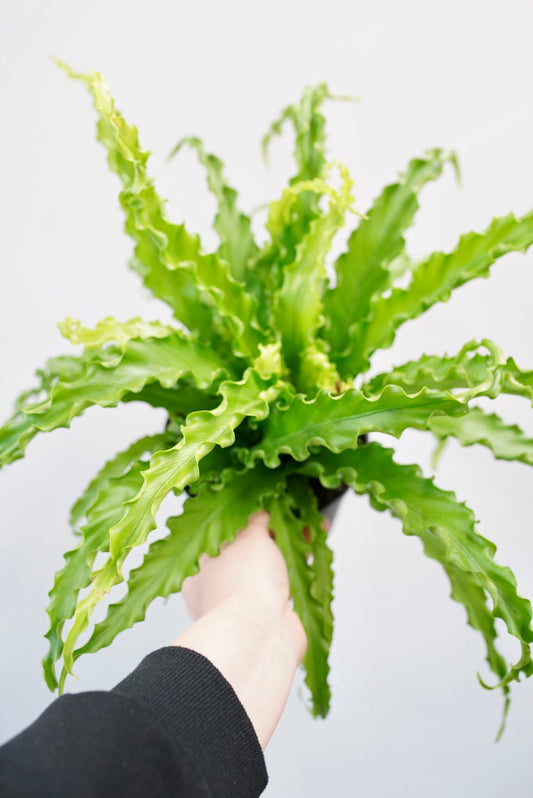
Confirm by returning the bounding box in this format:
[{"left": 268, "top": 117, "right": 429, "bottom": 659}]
[{"left": 1, "top": 1, "right": 533, "bottom": 795}]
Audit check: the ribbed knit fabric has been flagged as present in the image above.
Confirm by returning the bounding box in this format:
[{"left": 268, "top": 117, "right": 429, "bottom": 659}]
[
  {"left": 113, "top": 646, "right": 268, "bottom": 797},
  {"left": 0, "top": 646, "right": 268, "bottom": 798},
  {"left": 0, "top": 691, "right": 210, "bottom": 798}
]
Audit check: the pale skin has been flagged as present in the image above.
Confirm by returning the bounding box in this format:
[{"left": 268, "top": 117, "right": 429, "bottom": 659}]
[{"left": 173, "top": 510, "right": 326, "bottom": 751}]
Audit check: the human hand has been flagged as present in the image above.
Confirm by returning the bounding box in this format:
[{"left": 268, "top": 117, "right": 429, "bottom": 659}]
[
  {"left": 181, "top": 510, "right": 293, "bottom": 621},
  {"left": 175, "top": 509, "right": 328, "bottom": 750}
]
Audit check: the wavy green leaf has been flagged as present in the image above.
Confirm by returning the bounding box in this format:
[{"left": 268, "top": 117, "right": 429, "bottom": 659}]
[
  {"left": 0, "top": 332, "right": 228, "bottom": 467},
  {"left": 262, "top": 83, "right": 350, "bottom": 182},
  {"left": 281, "top": 475, "right": 335, "bottom": 716},
  {"left": 264, "top": 170, "right": 349, "bottom": 245},
  {"left": 272, "top": 165, "right": 353, "bottom": 392},
  {"left": 266, "top": 477, "right": 334, "bottom": 718},
  {"left": 428, "top": 406, "right": 533, "bottom": 466},
  {"left": 251, "top": 170, "right": 350, "bottom": 311},
  {"left": 296, "top": 444, "right": 533, "bottom": 709},
  {"left": 363, "top": 339, "right": 533, "bottom": 405},
  {"left": 297, "top": 339, "right": 349, "bottom": 397},
  {"left": 121, "top": 379, "right": 219, "bottom": 417},
  {"left": 70, "top": 463, "right": 286, "bottom": 668},
  {"left": 323, "top": 148, "right": 458, "bottom": 356},
  {"left": 44, "top": 452, "right": 160, "bottom": 690},
  {"left": 60, "top": 367, "right": 280, "bottom": 678},
  {"left": 338, "top": 210, "right": 533, "bottom": 376},
  {"left": 58, "top": 316, "right": 174, "bottom": 350},
  {"left": 168, "top": 136, "right": 259, "bottom": 283},
  {"left": 69, "top": 432, "right": 175, "bottom": 528},
  {"left": 250, "top": 385, "right": 467, "bottom": 468},
  {"left": 58, "top": 62, "right": 266, "bottom": 361},
  {"left": 57, "top": 63, "right": 214, "bottom": 339},
  {"left": 294, "top": 485, "right": 335, "bottom": 668},
  {"left": 256, "top": 84, "right": 353, "bottom": 294},
  {"left": 502, "top": 357, "right": 533, "bottom": 404},
  {"left": 182, "top": 444, "right": 242, "bottom": 492},
  {"left": 363, "top": 340, "right": 499, "bottom": 397},
  {"left": 0, "top": 351, "right": 103, "bottom": 468}
]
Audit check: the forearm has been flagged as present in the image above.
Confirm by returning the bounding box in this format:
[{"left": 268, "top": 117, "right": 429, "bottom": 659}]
[{"left": 173, "top": 593, "right": 305, "bottom": 751}]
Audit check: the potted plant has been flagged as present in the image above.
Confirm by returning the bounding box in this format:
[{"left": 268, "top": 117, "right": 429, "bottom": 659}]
[{"left": 1, "top": 63, "right": 532, "bottom": 735}]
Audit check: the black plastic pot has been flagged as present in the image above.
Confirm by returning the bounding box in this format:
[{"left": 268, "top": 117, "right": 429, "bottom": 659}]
[
  {"left": 311, "top": 433, "right": 367, "bottom": 526},
  {"left": 177, "top": 419, "right": 366, "bottom": 529},
  {"left": 312, "top": 479, "right": 350, "bottom": 526}
]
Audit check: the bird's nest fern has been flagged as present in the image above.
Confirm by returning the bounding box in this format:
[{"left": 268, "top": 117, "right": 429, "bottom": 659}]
[{"left": 1, "top": 63, "right": 532, "bottom": 736}]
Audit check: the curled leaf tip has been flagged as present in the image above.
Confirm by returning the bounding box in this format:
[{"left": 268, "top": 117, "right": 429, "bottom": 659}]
[
  {"left": 253, "top": 342, "right": 284, "bottom": 379},
  {"left": 50, "top": 56, "right": 69, "bottom": 71},
  {"left": 166, "top": 135, "right": 202, "bottom": 163},
  {"left": 53, "top": 58, "right": 85, "bottom": 82},
  {"left": 494, "top": 694, "right": 511, "bottom": 743},
  {"left": 449, "top": 149, "right": 462, "bottom": 187},
  {"left": 430, "top": 437, "right": 448, "bottom": 471}
]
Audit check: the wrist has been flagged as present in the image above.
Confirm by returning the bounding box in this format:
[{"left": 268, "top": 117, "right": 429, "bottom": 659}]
[
  {"left": 223, "top": 592, "right": 307, "bottom": 664},
  {"left": 173, "top": 593, "right": 306, "bottom": 750},
  {"left": 176, "top": 592, "right": 305, "bottom": 673}
]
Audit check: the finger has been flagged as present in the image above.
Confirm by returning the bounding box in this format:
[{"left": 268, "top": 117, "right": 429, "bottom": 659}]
[
  {"left": 248, "top": 510, "right": 270, "bottom": 533},
  {"left": 248, "top": 510, "right": 270, "bottom": 528},
  {"left": 246, "top": 509, "right": 278, "bottom": 541}
]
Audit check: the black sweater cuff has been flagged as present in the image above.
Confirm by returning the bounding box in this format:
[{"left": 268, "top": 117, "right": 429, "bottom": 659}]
[{"left": 112, "top": 646, "right": 268, "bottom": 797}]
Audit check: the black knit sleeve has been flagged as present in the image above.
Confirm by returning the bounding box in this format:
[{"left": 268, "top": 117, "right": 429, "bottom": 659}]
[{"left": 0, "top": 646, "right": 268, "bottom": 798}]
